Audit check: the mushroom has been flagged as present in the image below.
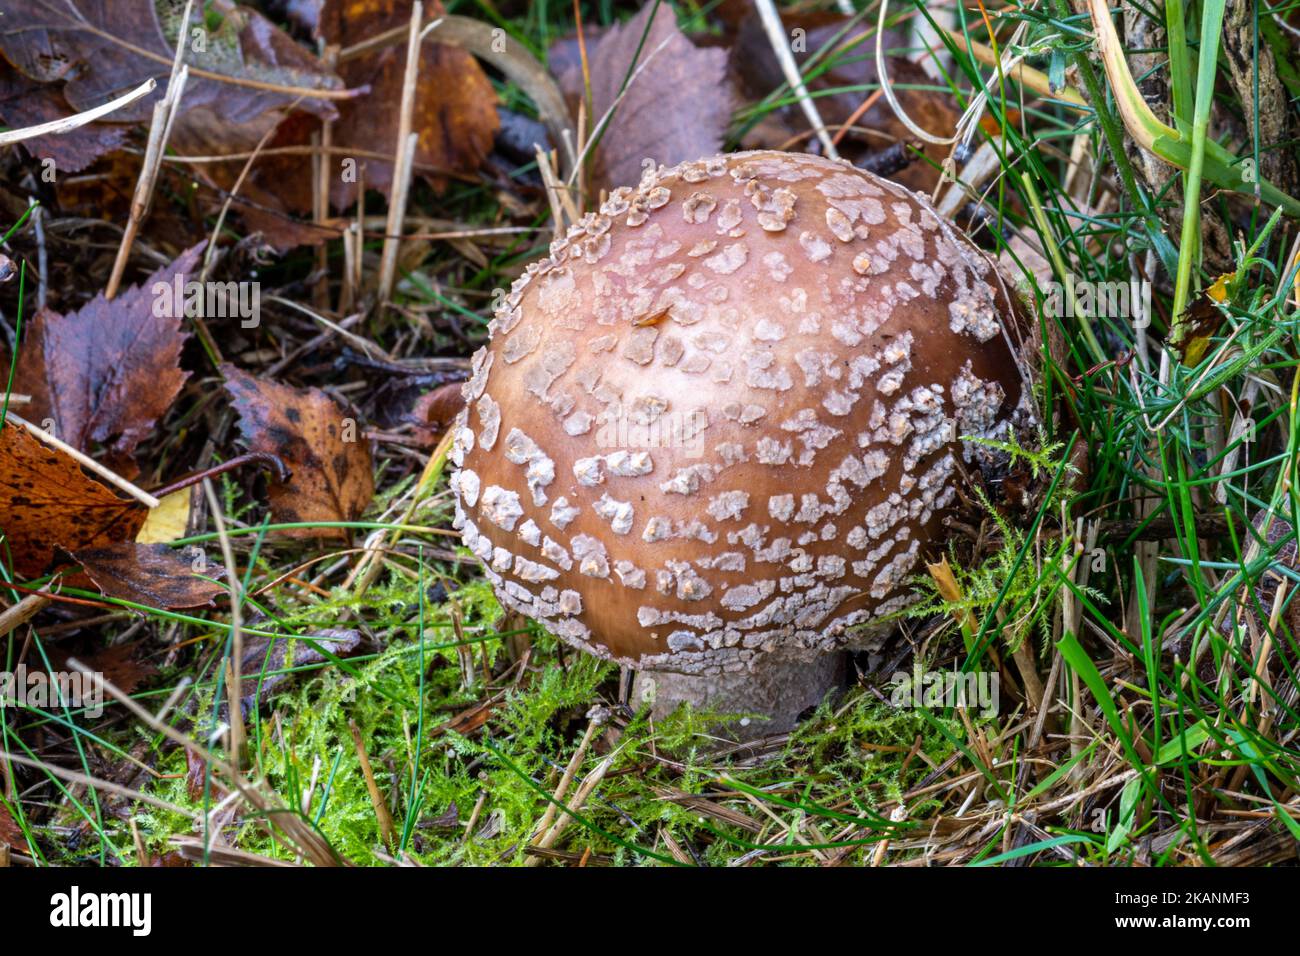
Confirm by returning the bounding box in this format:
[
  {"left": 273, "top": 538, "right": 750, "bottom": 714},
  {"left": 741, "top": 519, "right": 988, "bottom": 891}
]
[{"left": 451, "top": 150, "right": 1033, "bottom": 737}]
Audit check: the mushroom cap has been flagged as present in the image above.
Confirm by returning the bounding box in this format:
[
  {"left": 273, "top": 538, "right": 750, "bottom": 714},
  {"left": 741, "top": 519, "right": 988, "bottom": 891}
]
[{"left": 451, "top": 150, "right": 1032, "bottom": 676}]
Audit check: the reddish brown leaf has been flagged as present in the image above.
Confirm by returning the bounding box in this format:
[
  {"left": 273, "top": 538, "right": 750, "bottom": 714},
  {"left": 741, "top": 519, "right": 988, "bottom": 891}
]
[
  {"left": 317, "top": 0, "right": 499, "bottom": 206},
  {"left": 408, "top": 381, "right": 466, "bottom": 448},
  {"left": 222, "top": 366, "right": 375, "bottom": 539},
  {"left": 0, "top": 424, "right": 146, "bottom": 579},
  {"left": 46, "top": 640, "right": 156, "bottom": 697},
  {"left": 556, "top": 3, "right": 734, "bottom": 193},
  {"left": 11, "top": 243, "right": 202, "bottom": 463},
  {"left": 70, "top": 542, "right": 226, "bottom": 609},
  {"left": 0, "top": 803, "right": 30, "bottom": 854},
  {"left": 0, "top": 64, "right": 128, "bottom": 173},
  {"left": 0, "top": 1, "right": 340, "bottom": 128}
]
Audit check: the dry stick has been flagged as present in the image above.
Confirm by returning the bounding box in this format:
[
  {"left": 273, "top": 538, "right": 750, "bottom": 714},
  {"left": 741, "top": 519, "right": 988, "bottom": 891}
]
[
  {"left": 525, "top": 751, "right": 618, "bottom": 865},
  {"left": 528, "top": 715, "right": 602, "bottom": 847},
  {"left": 202, "top": 478, "right": 244, "bottom": 770},
  {"left": 754, "top": 0, "right": 839, "bottom": 159},
  {"left": 5, "top": 412, "right": 160, "bottom": 508},
  {"left": 377, "top": 3, "right": 424, "bottom": 305},
  {"left": 106, "top": 0, "right": 194, "bottom": 299},
  {"left": 0, "top": 78, "right": 156, "bottom": 146},
  {"left": 0, "top": 594, "right": 48, "bottom": 640},
  {"left": 349, "top": 719, "right": 395, "bottom": 847}
]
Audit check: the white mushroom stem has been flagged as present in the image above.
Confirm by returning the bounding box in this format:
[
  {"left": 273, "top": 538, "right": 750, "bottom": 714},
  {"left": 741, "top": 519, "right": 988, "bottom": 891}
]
[{"left": 632, "top": 653, "right": 849, "bottom": 742}]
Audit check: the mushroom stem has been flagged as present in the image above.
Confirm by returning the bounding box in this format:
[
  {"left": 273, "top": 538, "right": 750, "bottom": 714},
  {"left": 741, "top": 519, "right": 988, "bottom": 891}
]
[{"left": 632, "top": 653, "right": 849, "bottom": 742}]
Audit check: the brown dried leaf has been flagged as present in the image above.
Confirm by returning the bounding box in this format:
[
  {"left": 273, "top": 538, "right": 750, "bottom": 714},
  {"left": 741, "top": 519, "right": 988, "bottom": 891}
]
[
  {"left": 0, "top": 0, "right": 340, "bottom": 127},
  {"left": 0, "top": 64, "right": 128, "bottom": 173},
  {"left": 222, "top": 366, "right": 374, "bottom": 539},
  {"left": 0, "top": 424, "right": 146, "bottom": 579},
  {"left": 318, "top": 0, "right": 499, "bottom": 206},
  {"left": 46, "top": 640, "right": 157, "bottom": 697},
  {"left": 236, "top": 627, "right": 361, "bottom": 711},
  {"left": 0, "top": 804, "right": 30, "bottom": 854},
  {"left": 11, "top": 243, "right": 202, "bottom": 464},
  {"left": 408, "top": 381, "right": 466, "bottom": 448},
  {"left": 556, "top": 3, "right": 734, "bottom": 194},
  {"left": 70, "top": 542, "right": 226, "bottom": 609}
]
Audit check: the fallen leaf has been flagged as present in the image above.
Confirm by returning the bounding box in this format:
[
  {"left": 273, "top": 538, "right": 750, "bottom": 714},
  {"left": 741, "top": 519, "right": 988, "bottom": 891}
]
[
  {"left": 317, "top": 0, "right": 499, "bottom": 206},
  {"left": 556, "top": 3, "right": 734, "bottom": 194},
  {"left": 0, "top": 0, "right": 340, "bottom": 128},
  {"left": 10, "top": 243, "right": 202, "bottom": 465},
  {"left": 0, "top": 423, "right": 146, "bottom": 579},
  {"left": 47, "top": 640, "right": 156, "bottom": 697},
  {"left": 0, "top": 804, "right": 30, "bottom": 855},
  {"left": 136, "top": 489, "right": 193, "bottom": 544},
  {"left": 223, "top": 366, "right": 375, "bottom": 539},
  {"left": 70, "top": 542, "right": 225, "bottom": 609},
  {"left": 235, "top": 627, "right": 362, "bottom": 712},
  {"left": 407, "top": 381, "right": 466, "bottom": 448},
  {"left": 0, "top": 64, "right": 128, "bottom": 173}
]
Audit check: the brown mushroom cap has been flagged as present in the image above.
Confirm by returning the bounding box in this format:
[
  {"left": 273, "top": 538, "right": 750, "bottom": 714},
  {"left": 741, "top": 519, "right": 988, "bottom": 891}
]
[{"left": 451, "top": 150, "right": 1032, "bottom": 676}]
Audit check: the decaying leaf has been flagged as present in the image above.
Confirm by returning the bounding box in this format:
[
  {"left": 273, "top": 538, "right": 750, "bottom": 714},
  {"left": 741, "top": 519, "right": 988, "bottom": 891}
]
[
  {"left": 0, "top": 0, "right": 341, "bottom": 127},
  {"left": 136, "top": 489, "right": 193, "bottom": 544},
  {"left": 70, "top": 542, "right": 225, "bottom": 609},
  {"left": 11, "top": 243, "right": 202, "bottom": 466},
  {"left": 223, "top": 366, "right": 375, "bottom": 538},
  {"left": 1171, "top": 276, "right": 1234, "bottom": 366},
  {"left": 0, "top": 64, "right": 129, "bottom": 173},
  {"left": 0, "top": 804, "right": 30, "bottom": 855},
  {"left": 236, "top": 627, "right": 362, "bottom": 711},
  {"left": 318, "top": 0, "right": 499, "bottom": 206},
  {"left": 47, "top": 640, "right": 157, "bottom": 697},
  {"left": 556, "top": 3, "right": 734, "bottom": 194},
  {"left": 0, "top": 424, "right": 146, "bottom": 579},
  {"left": 408, "top": 381, "right": 466, "bottom": 448}
]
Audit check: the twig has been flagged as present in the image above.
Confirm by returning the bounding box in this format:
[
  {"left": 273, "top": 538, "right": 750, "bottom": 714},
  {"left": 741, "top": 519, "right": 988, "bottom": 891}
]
[
  {"left": 0, "top": 79, "right": 156, "bottom": 146},
  {"left": 0, "top": 594, "right": 50, "bottom": 640},
  {"left": 105, "top": 0, "right": 194, "bottom": 300},
  {"left": 377, "top": 3, "right": 424, "bottom": 305},
  {"left": 754, "top": 0, "right": 839, "bottom": 159},
  {"left": 202, "top": 478, "right": 245, "bottom": 769},
  {"left": 350, "top": 718, "right": 395, "bottom": 847}
]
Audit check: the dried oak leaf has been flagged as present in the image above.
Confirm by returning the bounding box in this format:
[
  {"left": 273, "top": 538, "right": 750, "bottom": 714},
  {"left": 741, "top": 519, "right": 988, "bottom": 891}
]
[
  {"left": 555, "top": 2, "right": 734, "bottom": 194},
  {"left": 314, "top": 0, "right": 499, "bottom": 207},
  {"left": 223, "top": 366, "right": 374, "bottom": 539},
  {"left": 0, "top": 424, "right": 146, "bottom": 579},
  {"left": 69, "top": 542, "right": 225, "bottom": 609},
  {"left": 11, "top": 243, "right": 202, "bottom": 466}
]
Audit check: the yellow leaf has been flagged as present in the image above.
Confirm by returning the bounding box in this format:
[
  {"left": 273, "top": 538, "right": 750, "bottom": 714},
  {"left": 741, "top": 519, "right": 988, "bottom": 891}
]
[
  {"left": 1206, "top": 272, "right": 1235, "bottom": 303},
  {"left": 136, "top": 490, "right": 191, "bottom": 544}
]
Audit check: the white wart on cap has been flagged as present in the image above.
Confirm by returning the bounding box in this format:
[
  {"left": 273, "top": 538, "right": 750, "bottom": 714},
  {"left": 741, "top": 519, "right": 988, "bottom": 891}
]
[{"left": 451, "top": 150, "right": 1032, "bottom": 676}]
